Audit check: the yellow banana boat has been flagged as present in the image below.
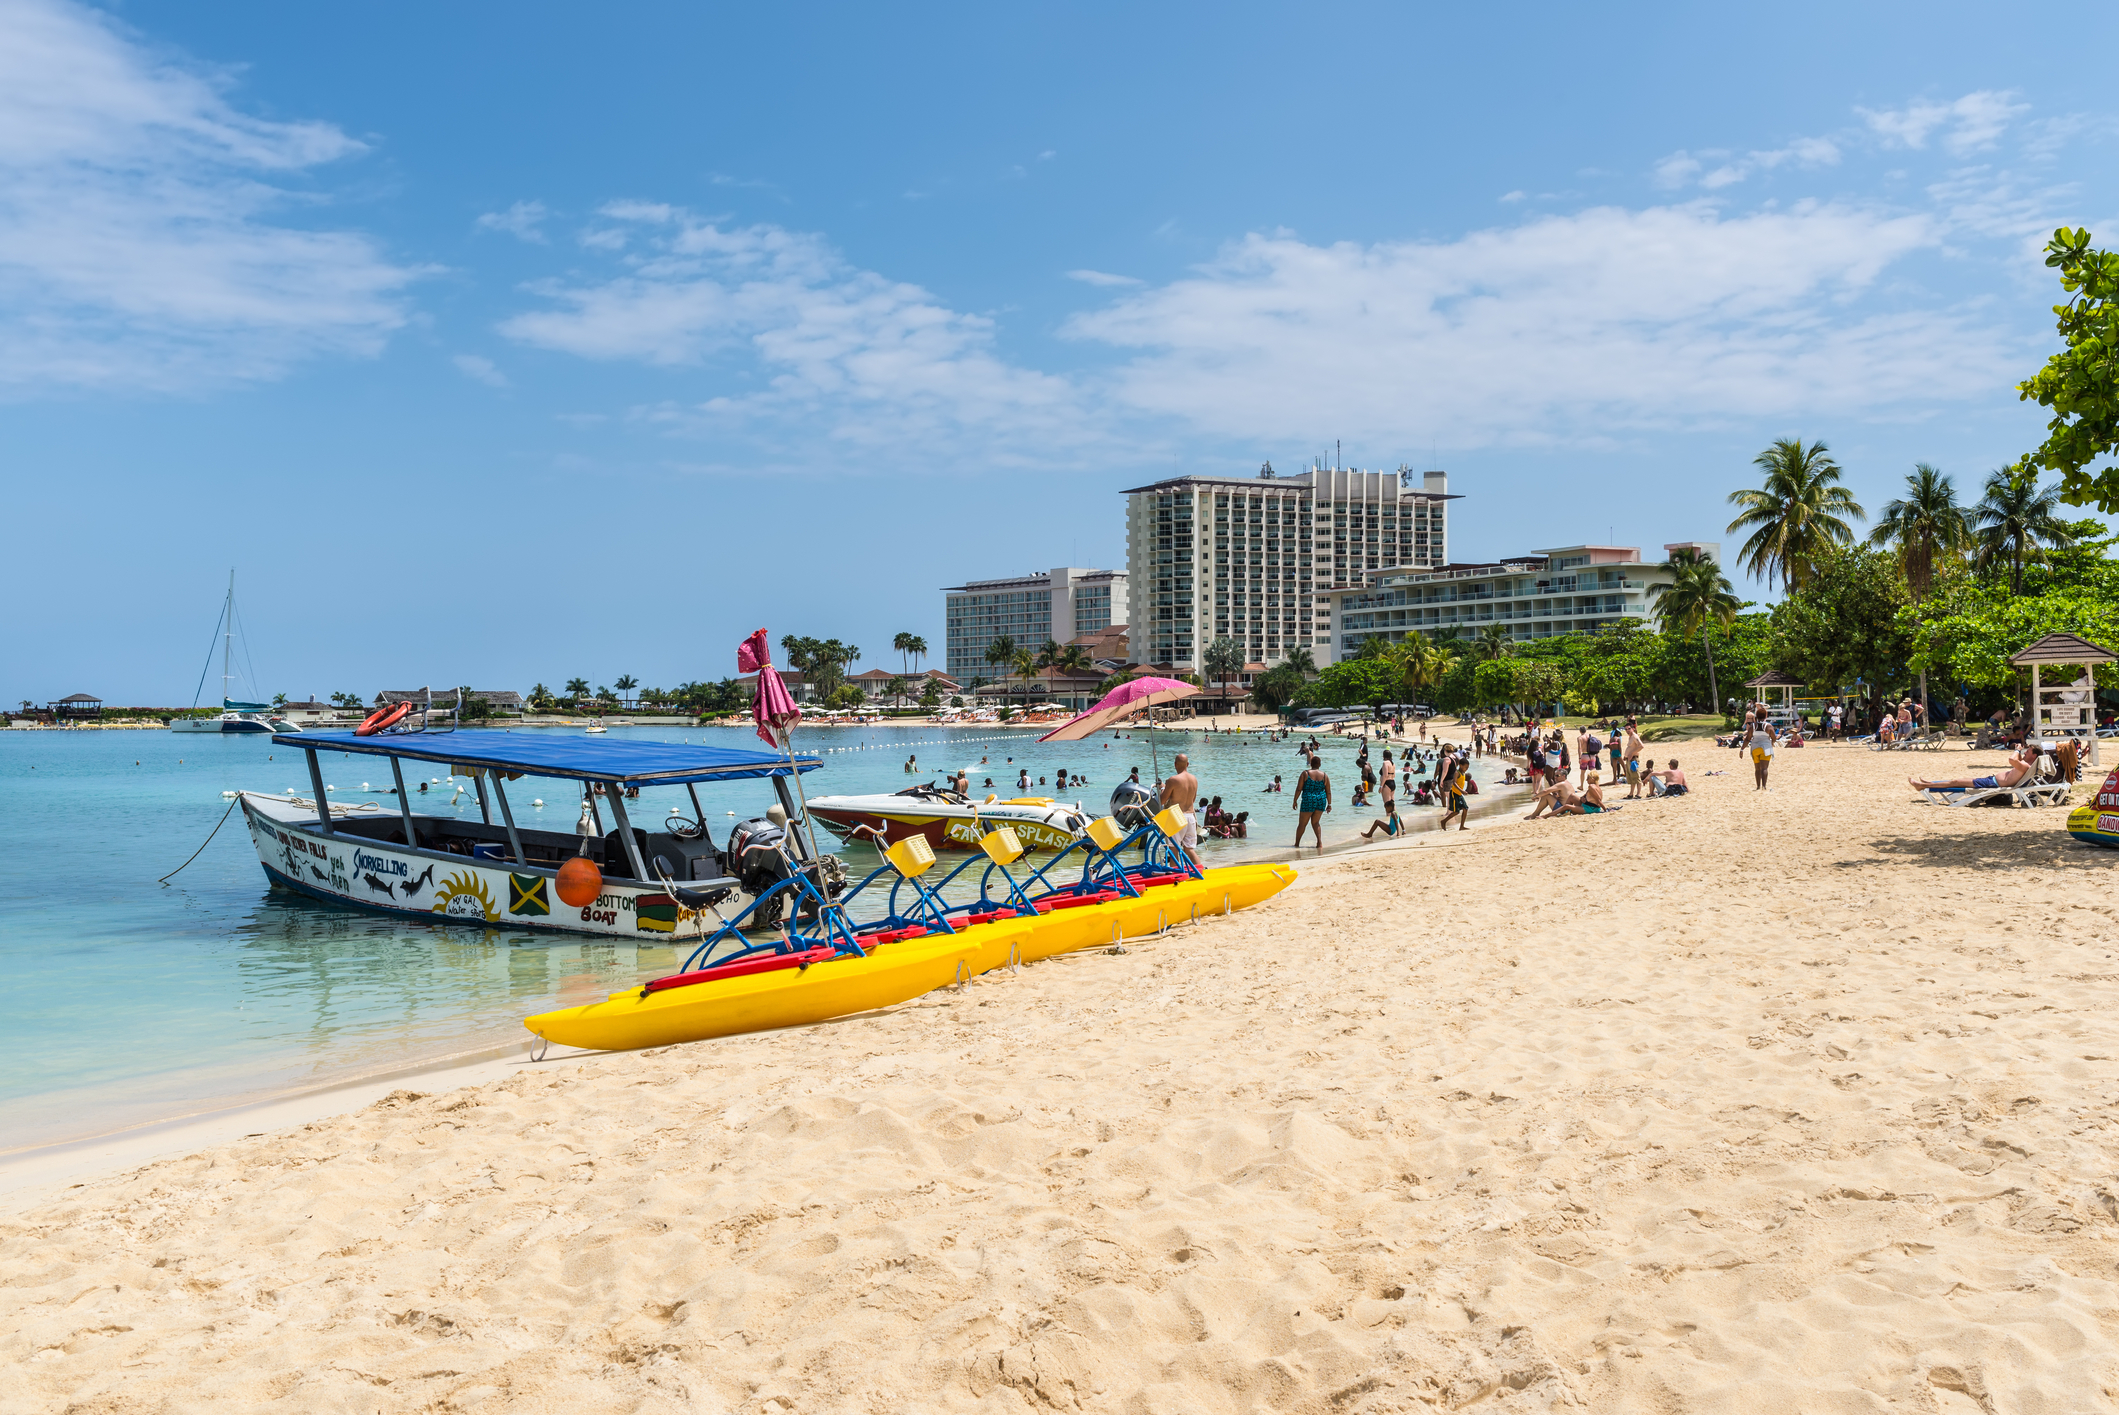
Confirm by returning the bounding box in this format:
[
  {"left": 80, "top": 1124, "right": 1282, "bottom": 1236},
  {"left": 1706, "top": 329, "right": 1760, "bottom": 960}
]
[{"left": 521, "top": 861, "right": 1295, "bottom": 1053}]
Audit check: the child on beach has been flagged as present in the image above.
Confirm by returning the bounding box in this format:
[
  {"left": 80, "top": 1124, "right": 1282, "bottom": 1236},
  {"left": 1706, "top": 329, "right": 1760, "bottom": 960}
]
[{"left": 1438, "top": 755, "right": 1471, "bottom": 831}]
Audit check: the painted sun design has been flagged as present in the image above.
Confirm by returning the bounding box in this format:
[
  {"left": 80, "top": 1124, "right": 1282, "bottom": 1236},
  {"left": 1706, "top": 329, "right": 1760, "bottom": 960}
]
[{"left": 432, "top": 869, "right": 498, "bottom": 921}]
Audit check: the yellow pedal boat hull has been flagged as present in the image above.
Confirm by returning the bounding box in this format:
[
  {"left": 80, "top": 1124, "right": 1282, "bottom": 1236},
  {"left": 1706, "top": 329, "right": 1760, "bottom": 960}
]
[{"left": 521, "top": 862, "right": 1295, "bottom": 1053}]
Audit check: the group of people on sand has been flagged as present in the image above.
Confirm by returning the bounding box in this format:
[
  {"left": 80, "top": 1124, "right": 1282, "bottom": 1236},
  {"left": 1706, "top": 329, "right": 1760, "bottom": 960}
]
[{"left": 1284, "top": 733, "right": 1479, "bottom": 848}]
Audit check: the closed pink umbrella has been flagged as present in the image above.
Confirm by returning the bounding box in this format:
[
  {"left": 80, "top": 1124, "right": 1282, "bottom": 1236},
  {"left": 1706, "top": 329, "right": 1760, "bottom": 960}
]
[
  {"left": 1037, "top": 676, "right": 1200, "bottom": 742},
  {"left": 738, "top": 628, "right": 821, "bottom": 862},
  {"left": 738, "top": 628, "right": 801, "bottom": 749}
]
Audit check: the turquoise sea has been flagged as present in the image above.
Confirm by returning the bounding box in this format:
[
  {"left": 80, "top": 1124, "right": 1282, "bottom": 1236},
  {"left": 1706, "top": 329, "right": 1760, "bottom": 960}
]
[{"left": 0, "top": 723, "right": 1500, "bottom": 1151}]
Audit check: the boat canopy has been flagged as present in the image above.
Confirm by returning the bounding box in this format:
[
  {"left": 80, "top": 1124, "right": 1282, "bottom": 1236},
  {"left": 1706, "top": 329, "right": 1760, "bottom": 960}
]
[{"left": 275, "top": 729, "right": 822, "bottom": 785}]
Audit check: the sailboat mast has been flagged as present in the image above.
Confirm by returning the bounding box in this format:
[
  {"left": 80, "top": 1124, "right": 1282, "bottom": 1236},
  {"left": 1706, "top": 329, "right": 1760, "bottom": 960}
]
[{"left": 222, "top": 569, "right": 234, "bottom": 707}]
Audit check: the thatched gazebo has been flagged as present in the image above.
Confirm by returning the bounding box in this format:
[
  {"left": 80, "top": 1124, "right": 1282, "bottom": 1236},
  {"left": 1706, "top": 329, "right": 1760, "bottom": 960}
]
[{"left": 2009, "top": 631, "right": 2115, "bottom": 768}]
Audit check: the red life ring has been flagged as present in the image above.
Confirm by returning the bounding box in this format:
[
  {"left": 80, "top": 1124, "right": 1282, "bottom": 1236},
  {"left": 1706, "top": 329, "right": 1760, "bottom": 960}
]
[{"left": 355, "top": 702, "right": 413, "bottom": 736}]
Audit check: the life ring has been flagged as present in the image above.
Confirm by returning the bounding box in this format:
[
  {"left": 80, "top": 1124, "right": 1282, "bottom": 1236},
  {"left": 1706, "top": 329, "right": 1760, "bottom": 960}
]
[{"left": 355, "top": 702, "right": 413, "bottom": 736}]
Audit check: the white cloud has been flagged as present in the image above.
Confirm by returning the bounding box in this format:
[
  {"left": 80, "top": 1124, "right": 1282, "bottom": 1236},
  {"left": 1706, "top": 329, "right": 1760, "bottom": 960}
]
[
  {"left": 475, "top": 200, "right": 547, "bottom": 242},
  {"left": 1860, "top": 90, "right": 2027, "bottom": 155},
  {"left": 1654, "top": 137, "right": 1839, "bottom": 191},
  {"left": 499, "top": 206, "right": 1093, "bottom": 459},
  {"left": 452, "top": 353, "right": 507, "bottom": 387},
  {"left": 0, "top": 0, "right": 417, "bottom": 393},
  {"left": 1066, "top": 269, "right": 1142, "bottom": 287},
  {"left": 1064, "top": 202, "right": 2017, "bottom": 448}
]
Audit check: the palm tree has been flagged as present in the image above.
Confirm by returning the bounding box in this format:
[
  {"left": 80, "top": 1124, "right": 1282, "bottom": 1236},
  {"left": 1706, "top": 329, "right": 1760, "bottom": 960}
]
[
  {"left": 1869, "top": 464, "right": 1972, "bottom": 720},
  {"left": 1868, "top": 463, "right": 1971, "bottom": 604},
  {"left": 613, "top": 674, "right": 638, "bottom": 708},
  {"left": 892, "top": 631, "right": 914, "bottom": 674},
  {"left": 563, "top": 677, "right": 590, "bottom": 705},
  {"left": 907, "top": 635, "right": 928, "bottom": 677},
  {"left": 1726, "top": 437, "right": 1865, "bottom": 592},
  {"left": 1472, "top": 625, "right": 1511, "bottom": 661},
  {"left": 1282, "top": 644, "right": 1317, "bottom": 676},
  {"left": 1034, "top": 638, "right": 1065, "bottom": 670},
  {"left": 1202, "top": 635, "right": 1245, "bottom": 704},
  {"left": 1972, "top": 463, "right": 2075, "bottom": 596},
  {"left": 1650, "top": 551, "right": 1743, "bottom": 715},
  {"left": 1010, "top": 649, "right": 1039, "bottom": 704},
  {"left": 984, "top": 636, "right": 1016, "bottom": 678},
  {"left": 1053, "top": 644, "right": 1093, "bottom": 676}
]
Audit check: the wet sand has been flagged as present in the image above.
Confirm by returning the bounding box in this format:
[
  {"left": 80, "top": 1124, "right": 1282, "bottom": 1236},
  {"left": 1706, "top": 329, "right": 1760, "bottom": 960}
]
[{"left": 5, "top": 740, "right": 2117, "bottom": 1412}]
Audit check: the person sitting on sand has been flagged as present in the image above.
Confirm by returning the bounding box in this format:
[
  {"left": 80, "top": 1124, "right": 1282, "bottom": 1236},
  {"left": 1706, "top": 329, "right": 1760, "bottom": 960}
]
[
  {"left": 1526, "top": 774, "right": 1578, "bottom": 820},
  {"left": 1911, "top": 748, "right": 2033, "bottom": 794},
  {"left": 1647, "top": 759, "right": 1689, "bottom": 796},
  {"left": 1360, "top": 765, "right": 1401, "bottom": 839}
]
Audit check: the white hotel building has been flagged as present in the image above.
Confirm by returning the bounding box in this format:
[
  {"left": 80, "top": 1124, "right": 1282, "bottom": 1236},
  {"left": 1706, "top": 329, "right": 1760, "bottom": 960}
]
[
  {"left": 1120, "top": 462, "right": 1457, "bottom": 674},
  {"left": 941, "top": 566, "right": 1128, "bottom": 685},
  {"left": 1325, "top": 542, "right": 1719, "bottom": 661}
]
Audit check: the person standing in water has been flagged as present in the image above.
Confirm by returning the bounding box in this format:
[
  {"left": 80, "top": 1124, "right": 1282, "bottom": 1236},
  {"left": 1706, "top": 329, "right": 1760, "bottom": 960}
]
[
  {"left": 1160, "top": 752, "right": 1200, "bottom": 865},
  {"left": 1294, "top": 754, "right": 1331, "bottom": 847}
]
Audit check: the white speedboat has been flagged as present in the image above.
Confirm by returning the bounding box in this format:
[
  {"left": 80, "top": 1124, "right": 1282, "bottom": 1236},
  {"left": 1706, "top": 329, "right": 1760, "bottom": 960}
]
[{"left": 807, "top": 786, "right": 1089, "bottom": 851}]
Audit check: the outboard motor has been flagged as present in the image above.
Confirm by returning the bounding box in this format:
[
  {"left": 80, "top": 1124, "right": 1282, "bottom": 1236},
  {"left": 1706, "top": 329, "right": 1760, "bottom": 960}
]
[
  {"left": 1109, "top": 779, "right": 1156, "bottom": 832},
  {"left": 726, "top": 812, "right": 847, "bottom": 930},
  {"left": 727, "top": 815, "right": 796, "bottom": 927}
]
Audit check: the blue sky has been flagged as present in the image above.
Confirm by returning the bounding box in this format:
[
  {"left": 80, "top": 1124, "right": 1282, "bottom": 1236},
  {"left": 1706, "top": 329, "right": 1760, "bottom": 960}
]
[{"left": 6, "top": 0, "right": 2116, "bottom": 704}]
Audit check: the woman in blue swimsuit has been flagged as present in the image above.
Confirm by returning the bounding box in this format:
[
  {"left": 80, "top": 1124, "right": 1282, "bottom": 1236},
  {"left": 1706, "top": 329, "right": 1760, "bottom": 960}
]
[{"left": 1294, "top": 754, "right": 1332, "bottom": 847}]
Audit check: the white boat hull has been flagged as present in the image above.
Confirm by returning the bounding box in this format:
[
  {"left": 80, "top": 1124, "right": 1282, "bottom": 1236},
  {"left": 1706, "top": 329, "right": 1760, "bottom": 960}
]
[{"left": 239, "top": 793, "right": 748, "bottom": 943}]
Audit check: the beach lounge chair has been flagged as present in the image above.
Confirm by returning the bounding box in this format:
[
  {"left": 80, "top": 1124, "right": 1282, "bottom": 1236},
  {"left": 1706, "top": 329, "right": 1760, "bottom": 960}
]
[{"left": 1914, "top": 742, "right": 2077, "bottom": 809}]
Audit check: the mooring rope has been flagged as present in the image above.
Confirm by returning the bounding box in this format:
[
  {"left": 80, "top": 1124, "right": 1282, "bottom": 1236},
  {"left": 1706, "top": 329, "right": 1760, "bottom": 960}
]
[{"left": 159, "top": 795, "right": 240, "bottom": 885}]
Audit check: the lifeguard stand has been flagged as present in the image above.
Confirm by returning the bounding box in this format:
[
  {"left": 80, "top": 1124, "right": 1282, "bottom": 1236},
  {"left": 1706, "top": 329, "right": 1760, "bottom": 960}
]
[
  {"left": 1744, "top": 670, "right": 1804, "bottom": 728},
  {"left": 2009, "top": 632, "right": 2115, "bottom": 768}
]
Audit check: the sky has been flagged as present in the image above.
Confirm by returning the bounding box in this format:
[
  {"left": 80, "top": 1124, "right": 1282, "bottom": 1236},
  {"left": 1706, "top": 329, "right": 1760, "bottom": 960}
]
[{"left": 5, "top": 0, "right": 2117, "bottom": 705}]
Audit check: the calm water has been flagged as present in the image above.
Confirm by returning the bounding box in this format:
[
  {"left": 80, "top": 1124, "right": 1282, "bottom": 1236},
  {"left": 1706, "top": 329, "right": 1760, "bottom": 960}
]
[{"left": 0, "top": 722, "right": 1496, "bottom": 1149}]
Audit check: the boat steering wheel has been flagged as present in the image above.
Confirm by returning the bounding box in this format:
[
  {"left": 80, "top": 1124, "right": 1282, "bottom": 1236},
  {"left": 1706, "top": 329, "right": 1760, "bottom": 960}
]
[{"left": 664, "top": 815, "right": 706, "bottom": 840}]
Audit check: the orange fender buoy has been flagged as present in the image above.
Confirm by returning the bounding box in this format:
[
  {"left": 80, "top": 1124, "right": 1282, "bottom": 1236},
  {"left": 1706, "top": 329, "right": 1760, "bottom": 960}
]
[{"left": 557, "top": 856, "right": 603, "bottom": 908}]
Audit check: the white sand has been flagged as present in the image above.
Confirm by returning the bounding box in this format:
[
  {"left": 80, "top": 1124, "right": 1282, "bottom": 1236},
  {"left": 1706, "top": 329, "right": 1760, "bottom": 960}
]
[{"left": 5, "top": 741, "right": 2118, "bottom": 1412}]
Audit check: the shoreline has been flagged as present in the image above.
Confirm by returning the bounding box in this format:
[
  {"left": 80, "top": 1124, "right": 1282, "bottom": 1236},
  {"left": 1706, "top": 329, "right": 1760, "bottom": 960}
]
[{"left": 13, "top": 739, "right": 2114, "bottom": 1408}]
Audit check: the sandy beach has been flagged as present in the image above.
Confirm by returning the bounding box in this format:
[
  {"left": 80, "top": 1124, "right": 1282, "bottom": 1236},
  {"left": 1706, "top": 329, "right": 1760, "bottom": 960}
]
[{"left": 6, "top": 738, "right": 2118, "bottom": 1412}]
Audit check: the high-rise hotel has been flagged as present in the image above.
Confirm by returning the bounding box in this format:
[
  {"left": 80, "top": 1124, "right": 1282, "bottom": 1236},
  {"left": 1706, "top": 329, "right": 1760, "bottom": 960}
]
[{"left": 1120, "top": 462, "right": 1456, "bottom": 674}]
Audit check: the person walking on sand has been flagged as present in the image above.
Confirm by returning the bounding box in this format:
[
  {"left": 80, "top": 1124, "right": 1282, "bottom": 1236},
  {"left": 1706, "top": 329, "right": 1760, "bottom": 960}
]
[
  {"left": 1294, "top": 754, "right": 1331, "bottom": 847},
  {"left": 1622, "top": 718, "right": 1648, "bottom": 799},
  {"left": 1750, "top": 714, "right": 1775, "bottom": 790},
  {"left": 1438, "top": 751, "right": 1472, "bottom": 831},
  {"left": 1159, "top": 752, "right": 1201, "bottom": 865}
]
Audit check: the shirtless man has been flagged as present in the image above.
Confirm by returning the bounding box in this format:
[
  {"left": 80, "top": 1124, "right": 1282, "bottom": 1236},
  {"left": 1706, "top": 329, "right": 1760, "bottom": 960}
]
[
  {"left": 1622, "top": 718, "right": 1648, "bottom": 798},
  {"left": 1160, "top": 751, "right": 1200, "bottom": 864},
  {"left": 1911, "top": 747, "right": 2033, "bottom": 793}
]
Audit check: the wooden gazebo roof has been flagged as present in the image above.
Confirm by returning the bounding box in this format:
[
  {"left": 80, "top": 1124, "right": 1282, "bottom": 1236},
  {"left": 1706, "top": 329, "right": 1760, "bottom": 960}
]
[{"left": 2007, "top": 632, "right": 2117, "bottom": 666}]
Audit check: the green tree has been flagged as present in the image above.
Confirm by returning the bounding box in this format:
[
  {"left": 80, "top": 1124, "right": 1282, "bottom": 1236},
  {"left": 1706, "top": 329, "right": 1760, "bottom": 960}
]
[
  {"left": 1282, "top": 644, "right": 1317, "bottom": 675},
  {"left": 1869, "top": 464, "right": 1971, "bottom": 604},
  {"left": 906, "top": 635, "right": 928, "bottom": 675},
  {"left": 1649, "top": 551, "right": 1743, "bottom": 714},
  {"left": 1770, "top": 545, "right": 1911, "bottom": 711},
  {"left": 1472, "top": 625, "right": 1511, "bottom": 661},
  {"left": 1911, "top": 519, "right": 2119, "bottom": 703},
  {"left": 613, "top": 674, "right": 637, "bottom": 707},
  {"left": 563, "top": 677, "right": 590, "bottom": 703},
  {"left": 984, "top": 636, "right": 1016, "bottom": 679},
  {"left": 1251, "top": 662, "right": 1306, "bottom": 713},
  {"left": 893, "top": 631, "right": 916, "bottom": 674},
  {"left": 1868, "top": 463, "right": 1972, "bottom": 714},
  {"left": 2017, "top": 226, "right": 2119, "bottom": 513},
  {"left": 1726, "top": 438, "right": 1865, "bottom": 592},
  {"left": 1312, "top": 657, "right": 1396, "bottom": 713},
  {"left": 919, "top": 678, "right": 943, "bottom": 709},
  {"left": 885, "top": 676, "right": 907, "bottom": 704},
  {"left": 1509, "top": 660, "right": 1566, "bottom": 717},
  {"left": 780, "top": 636, "right": 860, "bottom": 698},
  {"left": 1011, "top": 649, "right": 1038, "bottom": 702},
  {"left": 1972, "top": 463, "right": 2076, "bottom": 596},
  {"left": 1201, "top": 635, "right": 1245, "bottom": 703}
]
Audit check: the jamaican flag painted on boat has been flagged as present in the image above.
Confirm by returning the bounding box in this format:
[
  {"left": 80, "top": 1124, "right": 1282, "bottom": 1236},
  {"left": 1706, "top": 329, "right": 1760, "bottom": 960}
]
[
  {"left": 508, "top": 874, "right": 551, "bottom": 917},
  {"left": 635, "top": 892, "right": 678, "bottom": 934}
]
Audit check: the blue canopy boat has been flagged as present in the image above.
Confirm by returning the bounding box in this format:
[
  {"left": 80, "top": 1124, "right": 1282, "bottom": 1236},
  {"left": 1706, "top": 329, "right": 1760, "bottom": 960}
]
[{"left": 243, "top": 726, "right": 828, "bottom": 942}]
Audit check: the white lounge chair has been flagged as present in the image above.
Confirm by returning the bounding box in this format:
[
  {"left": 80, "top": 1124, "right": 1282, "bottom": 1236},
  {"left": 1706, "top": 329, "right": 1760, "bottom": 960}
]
[{"left": 1914, "top": 743, "right": 2077, "bottom": 809}]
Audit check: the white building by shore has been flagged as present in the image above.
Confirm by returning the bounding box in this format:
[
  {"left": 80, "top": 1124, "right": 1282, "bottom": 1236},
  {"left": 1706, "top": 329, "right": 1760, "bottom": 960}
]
[
  {"left": 941, "top": 566, "right": 1127, "bottom": 685},
  {"left": 1325, "top": 542, "right": 1719, "bottom": 662},
  {"left": 1120, "top": 461, "right": 1458, "bottom": 674}
]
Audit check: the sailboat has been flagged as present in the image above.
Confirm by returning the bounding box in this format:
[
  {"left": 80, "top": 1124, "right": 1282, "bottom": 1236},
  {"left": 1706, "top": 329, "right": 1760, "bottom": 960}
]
[{"left": 172, "top": 571, "right": 302, "bottom": 735}]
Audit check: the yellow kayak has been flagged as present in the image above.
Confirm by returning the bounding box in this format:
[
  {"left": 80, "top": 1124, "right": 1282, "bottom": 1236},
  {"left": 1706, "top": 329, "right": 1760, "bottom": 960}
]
[{"left": 522, "top": 862, "right": 1295, "bottom": 1053}]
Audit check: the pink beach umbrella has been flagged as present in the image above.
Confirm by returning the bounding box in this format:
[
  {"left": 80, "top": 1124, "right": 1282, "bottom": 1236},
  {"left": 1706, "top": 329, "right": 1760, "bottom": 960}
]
[
  {"left": 738, "top": 628, "right": 801, "bottom": 750},
  {"left": 1037, "top": 675, "right": 1201, "bottom": 742}
]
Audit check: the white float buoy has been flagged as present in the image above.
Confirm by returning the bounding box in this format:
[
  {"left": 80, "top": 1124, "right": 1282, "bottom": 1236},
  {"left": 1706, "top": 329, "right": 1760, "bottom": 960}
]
[{"left": 532, "top": 799, "right": 545, "bottom": 807}]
